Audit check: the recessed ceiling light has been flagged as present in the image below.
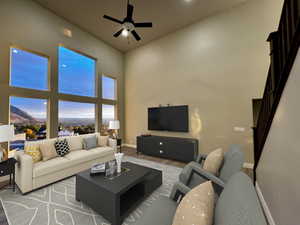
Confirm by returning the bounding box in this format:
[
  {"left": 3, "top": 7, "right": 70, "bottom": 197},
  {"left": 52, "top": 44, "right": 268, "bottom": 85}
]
[
  {"left": 184, "top": 0, "right": 193, "bottom": 3},
  {"left": 122, "top": 29, "right": 129, "bottom": 37}
]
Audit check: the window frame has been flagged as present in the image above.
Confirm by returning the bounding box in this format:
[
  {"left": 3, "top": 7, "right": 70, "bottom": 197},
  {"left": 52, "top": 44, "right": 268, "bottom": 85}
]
[
  {"left": 102, "top": 74, "right": 117, "bottom": 101},
  {"left": 58, "top": 44, "right": 98, "bottom": 98},
  {"left": 9, "top": 95, "right": 49, "bottom": 150},
  {"left": 101, "top": 74, "right": 118, "bottom": 130},
  {"left": 58, "top": 100, "right": 96, "bottom": 136},
  {"left": 5, "top": 44, "right": 119, "bottom": 148},
  {"left": 9, "top": 45, "right": 51, "bottom": 92},
  {"left": 102, "top": 103, "right": 117, "bottom": 123}
]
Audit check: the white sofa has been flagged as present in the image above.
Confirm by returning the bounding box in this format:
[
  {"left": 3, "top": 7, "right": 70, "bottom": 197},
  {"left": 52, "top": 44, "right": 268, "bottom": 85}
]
[{"left": 15, "top": 133, "right": 116, "bottom": 194}]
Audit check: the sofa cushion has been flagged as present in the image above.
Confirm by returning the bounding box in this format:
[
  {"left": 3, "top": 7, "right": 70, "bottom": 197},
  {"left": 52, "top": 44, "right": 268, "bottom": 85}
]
[
  {"left": 172, "top": 181, "right": 215, "bottom": 225},
  {"left": 66, "top": 136, "right": 83, "bottom": 151},
  {"left": 203, "top": 148, "right": 224, "bottom": 175},
  {"left": 83, "top": 135, "right": 97, "bottom": 150},
  {"left": 219, "top": 145, "right": 244, "bottom": 182},
  {"left": 55, "top": 139, "right": 70, "bottom": 157},
  {"left": 214, "top": 172, "right": 267, "bottom": 225},
  {"left": 64, "top": 147, "right": 114, "bottom": 165},
  {"left": 33, "top": 157, "right": 72, "bottom": 178},
  {"left": 24, "top": 143, "right": 42, "bottom": 163},
  {"left": 133, "top": 196, "right": 178, "bottom": 225},
  {"left": 39, "top": 139, "right": 58, "bottom": 161}
]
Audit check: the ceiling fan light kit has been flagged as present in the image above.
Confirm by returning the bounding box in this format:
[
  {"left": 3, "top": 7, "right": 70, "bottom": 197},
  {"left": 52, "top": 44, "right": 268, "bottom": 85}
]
[{"left": 103, "top": 0, "right": 153, "bottom": 41}]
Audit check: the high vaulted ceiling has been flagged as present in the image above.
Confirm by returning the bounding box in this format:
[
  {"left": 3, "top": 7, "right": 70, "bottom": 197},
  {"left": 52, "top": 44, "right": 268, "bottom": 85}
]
[{"left": 34, "top": 0, "right": 246, "bottom": 52}]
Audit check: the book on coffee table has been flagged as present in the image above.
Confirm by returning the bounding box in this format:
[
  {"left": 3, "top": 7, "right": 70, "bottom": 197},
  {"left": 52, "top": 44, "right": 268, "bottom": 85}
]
[{"left": 90, "top": 163, "right": 106, "bottom": 175}]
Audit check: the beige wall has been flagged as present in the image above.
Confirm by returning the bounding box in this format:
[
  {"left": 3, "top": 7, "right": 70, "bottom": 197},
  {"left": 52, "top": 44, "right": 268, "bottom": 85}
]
[
  {"left": 256, "top": 48, "right": 300, "bottom": 225},
  {"left": 0, "top": 0, "right": 124, "bottom": 138},
  {"left": 125, "top": 0, "right": 283, "bottom": 163}
]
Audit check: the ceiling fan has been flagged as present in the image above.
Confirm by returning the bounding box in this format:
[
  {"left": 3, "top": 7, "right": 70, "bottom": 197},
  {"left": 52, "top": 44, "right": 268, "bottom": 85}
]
[{"left": 103, "top": 0, "right": 153, "bottom": 41}]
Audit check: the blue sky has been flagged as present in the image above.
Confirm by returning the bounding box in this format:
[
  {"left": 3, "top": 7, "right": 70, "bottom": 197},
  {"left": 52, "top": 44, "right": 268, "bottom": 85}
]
[
  {"left": 58, "top": 46, "right": 95, "bottom": 97},
  {"left": 11, "top": 97, "right": 47, "bottom": 119},
  {"left": 11, "top": 48, "right": 48, "bottom": 90},
  {"left": 10, "top": 47, "right": 115, "bottom": 119},
  {"left": 59, "top": 101, "right": 95, "bottom": 119}
]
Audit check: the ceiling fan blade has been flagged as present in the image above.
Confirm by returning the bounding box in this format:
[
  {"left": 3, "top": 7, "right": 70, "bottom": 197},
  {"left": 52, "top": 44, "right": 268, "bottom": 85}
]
[
  {"left": 103, "top": 15, "right": 123, "bottom": 24},
  {"left": 134, "top": 22, "right": 153, "bottom": 28},
  {"left": 131, "top": 30, "right": 141, "bottom": 41},
  {"left": 113, "top": 29, "right": 124, "bottom": 37},
  {"left": 127, "top": 4, "right": 134, "bottom": 20}
]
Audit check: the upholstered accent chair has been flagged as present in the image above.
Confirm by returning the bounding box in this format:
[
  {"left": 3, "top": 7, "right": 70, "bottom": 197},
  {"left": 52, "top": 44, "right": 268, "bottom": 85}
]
[
  {"left": 133, "top": 172, "right": 267, "bottom": 225},
  {"left": 179, "top": 144, "right": 244, "bottom": 194}
]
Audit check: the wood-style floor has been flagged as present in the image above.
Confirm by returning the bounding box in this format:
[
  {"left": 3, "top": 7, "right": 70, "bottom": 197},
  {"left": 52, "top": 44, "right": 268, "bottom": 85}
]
[
  {"left": 122, "top": 146, "right": 253, "bottom": 178},
  {"left": 122, "top": 146, "right": 186, "bottom": 168}
]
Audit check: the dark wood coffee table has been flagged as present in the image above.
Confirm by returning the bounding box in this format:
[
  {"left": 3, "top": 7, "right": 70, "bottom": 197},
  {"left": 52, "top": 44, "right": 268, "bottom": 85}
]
[{"left": 76, "top": 162, "right": 162, "bottom": 225}]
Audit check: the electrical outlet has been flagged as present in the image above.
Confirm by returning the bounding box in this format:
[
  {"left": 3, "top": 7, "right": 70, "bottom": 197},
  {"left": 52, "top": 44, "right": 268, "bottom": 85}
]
[{"left": 234, "top": 127, "right": 246, "bottom": 132}]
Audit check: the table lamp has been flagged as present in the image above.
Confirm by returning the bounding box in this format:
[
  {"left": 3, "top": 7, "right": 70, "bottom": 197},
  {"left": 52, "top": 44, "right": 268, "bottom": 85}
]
[
  {"left": 108, "top": 120, "right": 120, "bottom": 139},
  {"left": 0, "top": 125, "right": 15, "bottom": 161}
]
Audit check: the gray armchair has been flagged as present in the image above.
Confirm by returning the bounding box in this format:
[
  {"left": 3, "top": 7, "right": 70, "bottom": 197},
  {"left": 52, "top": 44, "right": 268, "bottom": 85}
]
[
  {"left": 133, "top": 172, "right": 267, "bottom": 225},
  {"left": 179, "top": 144, "right": 244, "bottom": 194}
]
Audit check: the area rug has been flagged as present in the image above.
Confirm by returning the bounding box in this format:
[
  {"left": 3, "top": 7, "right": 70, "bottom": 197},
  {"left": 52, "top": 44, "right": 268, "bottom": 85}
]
[{"left": 0, "top": 156, "right": 182, "bottom": 225}]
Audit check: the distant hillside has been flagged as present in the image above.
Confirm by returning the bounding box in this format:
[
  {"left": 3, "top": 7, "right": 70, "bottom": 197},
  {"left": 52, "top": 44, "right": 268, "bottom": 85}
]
[
  {"left": 59, "top": 118, "right": 95, "bottom": 126},
  {"left": 10, "top": 105, "right": 39, "bottom": 124}
]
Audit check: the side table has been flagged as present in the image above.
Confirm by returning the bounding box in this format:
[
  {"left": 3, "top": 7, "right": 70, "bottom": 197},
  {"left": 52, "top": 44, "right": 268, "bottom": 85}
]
[{"left": 0, "top": 158, "right": 18, "bottom": 192}]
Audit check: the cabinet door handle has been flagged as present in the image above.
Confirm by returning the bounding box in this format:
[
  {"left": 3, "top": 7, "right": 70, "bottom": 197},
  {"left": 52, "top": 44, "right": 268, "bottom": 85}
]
[
  {"left": 159, "top": 150, "right": 164, "bottom": 154},
  {"left": 159, "top": 142, "right": 163, "bottom": 145}
]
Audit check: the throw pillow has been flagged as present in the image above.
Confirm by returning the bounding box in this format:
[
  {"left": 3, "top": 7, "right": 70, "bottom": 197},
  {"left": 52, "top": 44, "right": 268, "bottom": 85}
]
[
  {"left": 67, "top": 136, "right": 83, "bottom": 151},
  {"left": 97, "top": 135, "right": 109, "bottom": 147},
  {"left": 83, "top": 135, "right": 97, "bottom": 150},
  {"left": 172, "top": 181, "right": 215, "bottom": 225},
  {"left": 203, "top": 148, "right": 224, "bottom": 175},
  {"left": 24, "top": 144, "right": 42, "bottom": 163},
  {"left": 39, "top": 139, "right": 58, "bottom": 161},
  {"left": 55, "top": 139, "right": 70, "bottom": 157}
]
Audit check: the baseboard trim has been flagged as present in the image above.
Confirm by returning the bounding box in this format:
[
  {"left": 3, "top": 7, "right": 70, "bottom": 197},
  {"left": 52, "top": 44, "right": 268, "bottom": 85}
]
[
  {"left": 122, "top": 143, "right": 137, "bottom": 148},
  {"left": 256, "top": 182, "right": 276, "bottom": 225}
]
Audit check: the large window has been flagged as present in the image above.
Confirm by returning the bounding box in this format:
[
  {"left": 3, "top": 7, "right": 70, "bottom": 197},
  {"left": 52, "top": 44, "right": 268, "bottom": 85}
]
[
  {"left": 102, "top": 75, "right": 116, "bottom": 100},
  {"left": 58, "top": 46, "right": 96, "bottom": 97},
  {"left": 6, "top": 44, "right": 119, "bottom": 150},
  {"left": 10, "top": 47, "right": 49, "bottom": 90},
  {"left": 58, "top": 101, "right": 95, "bottom": 136},
  {"left": 10, "top": 97, "right": 47, "bottom": 150}
]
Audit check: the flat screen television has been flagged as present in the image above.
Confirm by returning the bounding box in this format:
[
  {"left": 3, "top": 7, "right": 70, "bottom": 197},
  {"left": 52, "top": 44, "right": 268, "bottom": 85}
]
[{"left": 148, "top": 105, "right": 189, "bottom": 132}]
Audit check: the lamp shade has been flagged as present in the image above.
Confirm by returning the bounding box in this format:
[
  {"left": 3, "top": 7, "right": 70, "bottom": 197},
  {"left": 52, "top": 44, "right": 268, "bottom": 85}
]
[
  {"left": 108, "top": 120, "right": 120, "bottom": 130},
  {"left": 0, "top": 125, "right": 15, "bottom": 142}
]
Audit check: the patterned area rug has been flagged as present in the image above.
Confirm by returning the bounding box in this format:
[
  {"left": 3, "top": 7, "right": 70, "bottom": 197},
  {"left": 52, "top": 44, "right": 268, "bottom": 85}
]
[{"left": 0, "top": 156, "right": 182, "bottom": 225}]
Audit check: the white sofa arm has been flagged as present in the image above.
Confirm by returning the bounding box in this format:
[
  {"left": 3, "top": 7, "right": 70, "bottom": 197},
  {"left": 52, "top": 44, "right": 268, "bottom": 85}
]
[
  {"left": 108, "top": 138, "right": 117, "bottom": 152},
  {"left": 15, "top": 151, "right": 33, "bottom": 194}
]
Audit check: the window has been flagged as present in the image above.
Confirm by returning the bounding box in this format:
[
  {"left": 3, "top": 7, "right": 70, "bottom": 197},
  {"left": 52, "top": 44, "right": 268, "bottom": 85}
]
[
  {"left": 10, "top": 97, "right": 47, "bottom": 150},
  {"left": 58, "top": 101, "right": 95, "bottom": 136},
  {"left": 102, "top": 75, "right": 116, "bottom": 100},
  {"left": 102, "top": 104, "right": 115, "bottom": 126},
  {"left": 59, "top": 46, "right": 96, "bottom": 97},
  {"left": 10, "top": 47, "right": 49, "bottom": 90}
]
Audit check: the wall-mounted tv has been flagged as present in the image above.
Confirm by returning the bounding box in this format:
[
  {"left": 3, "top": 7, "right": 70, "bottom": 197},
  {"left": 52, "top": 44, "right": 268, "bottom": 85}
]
[{"left": 148, "top": 105, "right": 189, "bottom": 132}]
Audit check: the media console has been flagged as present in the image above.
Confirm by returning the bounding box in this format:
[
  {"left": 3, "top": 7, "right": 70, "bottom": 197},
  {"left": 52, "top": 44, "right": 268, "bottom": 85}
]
[{"left": 137, "top": 135, "right": 198, "bottom": 163}]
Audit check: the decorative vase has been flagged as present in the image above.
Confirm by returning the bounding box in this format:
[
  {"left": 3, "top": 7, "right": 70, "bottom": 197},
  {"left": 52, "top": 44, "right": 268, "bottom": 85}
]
[{"left": 115, "top": 153, "right": 124, "bottom": 173}]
